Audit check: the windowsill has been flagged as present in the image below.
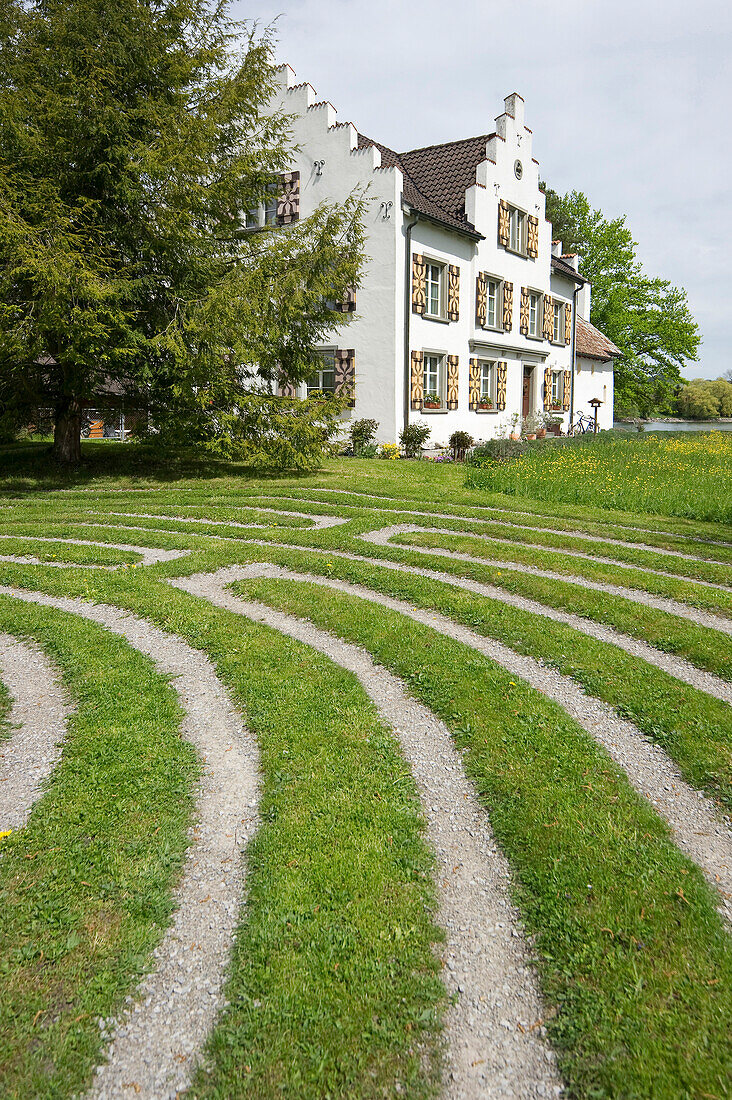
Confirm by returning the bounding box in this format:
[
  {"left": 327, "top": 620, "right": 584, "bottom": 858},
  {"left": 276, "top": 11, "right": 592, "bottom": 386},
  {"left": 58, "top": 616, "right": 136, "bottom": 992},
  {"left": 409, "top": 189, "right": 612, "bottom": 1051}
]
[
  {"left": 525, "top": 333, "right": 543, "bottom": 342},
  {"left": 421, "top": 407, "right": 448, "bottom": 414},
  {"left": 503, "top": 245, "right": 531, "bottom": 260},
  {"left": 423, "top": 313, "right": 450, "bottom": 324},
  {"left": 474, "top": 408, "right": 499, "bottom": 414},
  {"left": 550, "top": 340, "right": 566, "bottom": 347},
  {"left": 480, "top": 324, "right": 504, "bottom": 334}
]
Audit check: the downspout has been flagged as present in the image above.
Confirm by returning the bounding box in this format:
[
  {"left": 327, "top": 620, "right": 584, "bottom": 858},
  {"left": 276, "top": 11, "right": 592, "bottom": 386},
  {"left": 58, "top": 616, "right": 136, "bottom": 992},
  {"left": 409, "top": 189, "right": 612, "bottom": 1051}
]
[{"left": 403, "top": 205, "right": 419, "bottom": 433}]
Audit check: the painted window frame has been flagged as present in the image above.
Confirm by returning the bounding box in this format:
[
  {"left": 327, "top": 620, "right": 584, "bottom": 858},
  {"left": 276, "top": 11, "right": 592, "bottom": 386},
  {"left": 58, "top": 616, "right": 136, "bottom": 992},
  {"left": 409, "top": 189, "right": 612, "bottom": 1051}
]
[
  {"left": 505, "top": 203, "right": 527, "bottom": 256},
  {"left": 478, "top": 359, "right": 496, "bottom": 403},
  {"left": 528, "top": 290, "right": 541, "bottom": 338},
  {"left": 550, "top": 370, "right": 563, "bottom": 407},
  {"left": 423, "top": 258, "right": 447, "bottom": 321},
  {"left": 552, "top": 300, "right": 565, "bottom": 344},
  {"left": 306, "top": 348, "right": 337, "bottom": 396},
  {"left": 485, "top": 275, "right": 503, "bottom": 330},
  {"left": 422, "top": 350, "right": 447, "bottom": 407}
]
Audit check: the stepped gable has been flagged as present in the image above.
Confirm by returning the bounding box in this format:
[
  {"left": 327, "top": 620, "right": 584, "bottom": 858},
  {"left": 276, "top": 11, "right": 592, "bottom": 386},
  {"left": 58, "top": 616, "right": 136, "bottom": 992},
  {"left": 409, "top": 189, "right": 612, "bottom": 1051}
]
[
  {"left": 357, "top": 132, "right": 485, "bottom": 239},
  {"left": 576, "top": 316, "right": 622, "bottom": 361}
]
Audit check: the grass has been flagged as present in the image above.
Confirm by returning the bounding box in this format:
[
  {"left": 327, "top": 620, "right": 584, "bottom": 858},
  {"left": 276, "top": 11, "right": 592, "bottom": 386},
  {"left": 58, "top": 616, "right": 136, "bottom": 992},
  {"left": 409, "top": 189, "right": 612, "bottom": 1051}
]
[
  {"left": 466, "top": 431, "right": 732, "bottom": 524},
  {"left": 1, "top": 440, "right": 731, "bottom": 1099},
  {"left": 231, "top": 575, "right": 732, "bottom": 1100}
]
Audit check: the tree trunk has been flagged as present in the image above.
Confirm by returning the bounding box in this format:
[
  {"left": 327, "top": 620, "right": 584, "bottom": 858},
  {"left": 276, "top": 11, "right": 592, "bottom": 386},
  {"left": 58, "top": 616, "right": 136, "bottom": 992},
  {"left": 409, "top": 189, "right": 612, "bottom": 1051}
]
[{"left": 53, "top": 396, "right": 82, "bottom": 465}]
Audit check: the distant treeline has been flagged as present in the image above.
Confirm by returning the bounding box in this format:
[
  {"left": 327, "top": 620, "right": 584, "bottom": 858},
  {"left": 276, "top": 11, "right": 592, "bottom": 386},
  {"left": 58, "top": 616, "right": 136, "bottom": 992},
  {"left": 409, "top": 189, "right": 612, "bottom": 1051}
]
[{"left": 676, "top": 378, "right": 732, "bottom": 419}]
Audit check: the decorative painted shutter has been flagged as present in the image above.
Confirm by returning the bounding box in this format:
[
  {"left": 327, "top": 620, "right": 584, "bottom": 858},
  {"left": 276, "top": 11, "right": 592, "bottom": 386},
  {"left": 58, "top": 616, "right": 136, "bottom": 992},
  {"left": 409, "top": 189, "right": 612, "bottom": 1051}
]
[
  {"left": 334, "top": 287, "right": 356, "bottom": 312},
  {"left": 412, "top": 254, "right": 427, "bottom": 315},
  {"left": 476, "top": 273, "right": 487, "bottom": 327},
  {"left": 498, "top": 199, "right": 511, "bottom": 247},
  {"left": 563, "top": 369, "right": 571, "bottom": 410},
  {"left": 469, "top": 358, "right": 481, "bottom": 409},
  {"left": 526, "top": 215, "right": 539, "bottom": 258},
  {"left": 277, "top": 171, "right": 300, "bottom": 224},
  {"left": 519, "top": 287, "right": 530, "bottom": 335},
  {"left": 410, "top": 350, "right": 424, "bottom": 409},
  {"left": 564, "top": 302, "right": 572, "bottom": 345},
  {"left": 543, "top": 367, "right": 552, "bottom": 411},
  {"left": 335, "top": 350, "right": 356, "bottom": 407},
  {"left": 278, "top": 377, "right": 297, "bottom": 398},
  {"left": 447, "top": 265, "right": 460, "bottom": 321},
  {"left": 496, "top": 362, "right": 508, "bottom": 410},
  {"left": 502, "top": 281, "right": 513, "bottom": 332},
  {"left": 446, "top": 355, "right": 459, "bottom": 409},
  {"left": 543, "top": 295, "right": 554, "bottom": 341}
]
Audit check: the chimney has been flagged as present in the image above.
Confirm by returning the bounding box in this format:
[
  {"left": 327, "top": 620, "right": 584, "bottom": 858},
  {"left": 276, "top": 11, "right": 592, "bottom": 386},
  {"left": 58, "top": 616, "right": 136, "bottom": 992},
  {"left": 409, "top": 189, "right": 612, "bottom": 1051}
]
[
  {"left": 551, "top": 240, "right": 562, "bottom": 258},
  {"left": 561, "top": 253, "right": 580, "bottom": 272}
]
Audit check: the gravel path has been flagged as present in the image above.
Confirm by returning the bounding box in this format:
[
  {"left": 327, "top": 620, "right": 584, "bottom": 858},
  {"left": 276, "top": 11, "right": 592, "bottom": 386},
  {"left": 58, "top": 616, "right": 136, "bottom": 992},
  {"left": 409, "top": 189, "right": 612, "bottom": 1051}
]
[
  {"left": 360, "top": 526, "right": 732, "bottom": 635},
  {"left": 105, "top": 508, "right": 349, "bottom": 530},
  {"left": 0, "top": 634, "right": 72, "bottom": 833},
  {"left": 0, "top": 585, "right": 260, "bottom": 1100},
  {"left": 0, "top": 535, "right": 189, "bottom": 569},
  {"left": 171, "top": 567, "right": 563, "bottom": 1100},
  {"left": 191, "top": 565, "right": 732, "bottom": 925}
]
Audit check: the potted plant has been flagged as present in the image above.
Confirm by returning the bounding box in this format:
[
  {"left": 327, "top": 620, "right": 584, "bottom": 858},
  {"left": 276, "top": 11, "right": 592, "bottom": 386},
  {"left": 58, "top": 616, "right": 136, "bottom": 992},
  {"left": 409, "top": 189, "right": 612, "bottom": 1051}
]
[
  {"left": 522, "top": 412, "right": 541, "bottom": 440},
  {"left": 423, "top": 392, "right": 441, "bottom": 410},
  {"left": 477, "top": 396, "right": 493, "bottom": 410},
  {"left": 535, "top": 412, "right": 547, "bottom": 440},
  {"left": 550, "top": 401, "right": 563, "bottom": 413},
  {"left": 508, "top": 412, "right": 520, "bottom": 440}
]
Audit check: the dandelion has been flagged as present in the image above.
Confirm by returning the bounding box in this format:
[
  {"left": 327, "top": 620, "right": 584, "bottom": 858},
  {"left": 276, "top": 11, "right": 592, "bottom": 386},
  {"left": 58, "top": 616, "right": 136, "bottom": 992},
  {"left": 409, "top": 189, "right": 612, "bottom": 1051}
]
[{"left": 0, "top": 829, "right": 12, "bottom": 841}]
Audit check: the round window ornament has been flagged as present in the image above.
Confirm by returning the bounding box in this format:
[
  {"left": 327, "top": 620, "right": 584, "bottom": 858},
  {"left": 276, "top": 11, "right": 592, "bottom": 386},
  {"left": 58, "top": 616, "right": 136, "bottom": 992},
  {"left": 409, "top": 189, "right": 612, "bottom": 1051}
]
[{"left": 514, "top": 159, "right": 523, "bottom": 179}]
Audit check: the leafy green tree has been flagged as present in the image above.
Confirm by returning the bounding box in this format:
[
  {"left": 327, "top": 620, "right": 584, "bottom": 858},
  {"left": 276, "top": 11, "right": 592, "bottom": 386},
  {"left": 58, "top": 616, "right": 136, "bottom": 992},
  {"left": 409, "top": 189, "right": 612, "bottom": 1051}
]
[
  {"left": 542, "top": 188, "right": 700, "bottom": 417},
  {"left": 0, "top": 0, "right": 365, "bottom": 465},
  {"left": 677, "top": 378, "right": 732, "bottom": 419}
]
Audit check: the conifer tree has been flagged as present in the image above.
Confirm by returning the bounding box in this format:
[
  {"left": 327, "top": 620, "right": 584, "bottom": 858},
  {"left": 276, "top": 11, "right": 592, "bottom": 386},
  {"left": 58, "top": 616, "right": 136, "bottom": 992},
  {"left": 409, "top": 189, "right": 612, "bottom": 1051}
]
[{"left": 0, "top": 0, "right": 364, "bottom": 464}]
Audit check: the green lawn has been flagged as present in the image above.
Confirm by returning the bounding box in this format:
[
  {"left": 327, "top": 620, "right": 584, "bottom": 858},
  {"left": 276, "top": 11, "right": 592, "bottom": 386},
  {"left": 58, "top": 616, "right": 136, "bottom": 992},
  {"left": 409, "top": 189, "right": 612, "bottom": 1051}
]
[{"left": 0, "top": 440, "right": 730, "bottom": 1100}]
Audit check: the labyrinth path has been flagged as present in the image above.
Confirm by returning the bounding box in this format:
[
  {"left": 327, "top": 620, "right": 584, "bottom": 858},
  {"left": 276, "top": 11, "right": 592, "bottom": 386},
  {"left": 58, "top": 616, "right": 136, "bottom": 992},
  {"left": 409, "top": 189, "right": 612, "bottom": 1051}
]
[{"left": 1, "top": 477, "right": 731, "bottom": 1100}]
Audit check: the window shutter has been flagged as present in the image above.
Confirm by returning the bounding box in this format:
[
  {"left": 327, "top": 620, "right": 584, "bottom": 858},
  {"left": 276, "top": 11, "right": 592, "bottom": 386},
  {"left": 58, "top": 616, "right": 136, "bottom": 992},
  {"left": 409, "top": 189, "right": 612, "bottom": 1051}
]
[
  {"left": 496, "top": 362, "right": 508, "bottom": 410},
  {"left": 564, "top": 302, "right": 572, "bottom": 345},
  {"left": 335, "top": 350, "right": 356, "bottom": 407},
  {"left": 334, "top": 287, "right": 356, "bottom": 312},
  {"left": 526, "top": 215, "right": 539, "bottom": 258},
  {"left": 447, "top": 265, "right": 460, "bottom": 321},
  {"left": 498, "top": 200, "right": 510, "bottom": 247},
  {"left": 469, "top": 358, "right": 481, "bottom": 410},
  {"left": 543, "top": 367, "right": 552, "bottom": 411},
  {"left": 502, "top": 281, "right": 513, "bottom": 332},
  {"left": 277, "top": 171, "right": 300, "bottom": 224},
  {"left": 278, "top": 376, "right": 297, "bottom": 398},
  {"left": 446, "top": 355, "right": 459, "bottom": 409},
  {"left": 476, "top": 273, "right": 487, "bottom": 327},
  {"left": 519, "top": 287, "right": 530, "bottom": 335},
  {"left": 543, "top": 295, "right": 554, "bottom": 341},
  {"left": 412, "top": 254, "right": 426, "bottom": 315},
  {"left": 410, "top": 350, "right": 424, "bottom": 409},
  {"left": 563, "top": 369, "right": 571, "bottom": 410}
]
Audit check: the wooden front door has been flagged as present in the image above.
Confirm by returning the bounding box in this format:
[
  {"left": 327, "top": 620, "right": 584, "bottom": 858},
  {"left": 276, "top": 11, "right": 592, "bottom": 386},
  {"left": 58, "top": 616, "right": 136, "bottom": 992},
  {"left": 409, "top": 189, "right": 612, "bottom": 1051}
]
[{"left": 522, "top": 366, "right": 533, "bottom": 418}]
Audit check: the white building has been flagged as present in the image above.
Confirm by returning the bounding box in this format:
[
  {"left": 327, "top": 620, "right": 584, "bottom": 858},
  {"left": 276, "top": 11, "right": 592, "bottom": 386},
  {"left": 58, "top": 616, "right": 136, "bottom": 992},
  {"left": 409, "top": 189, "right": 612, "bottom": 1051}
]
[{"left": 264, "top": 65, "right": 620, "bottom": 443}]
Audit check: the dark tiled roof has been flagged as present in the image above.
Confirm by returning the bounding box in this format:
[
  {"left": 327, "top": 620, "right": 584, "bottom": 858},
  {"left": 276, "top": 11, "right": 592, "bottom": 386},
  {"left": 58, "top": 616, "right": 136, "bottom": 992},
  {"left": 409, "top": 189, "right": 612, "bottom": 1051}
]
[
  {"left": 551, "top": 255, "right": 587, "bottom": 283},
  {"left": 357, "top": 132, "right": 487, "bottom": 239},
  {"left": 576, "top": 316, "right": 622, "bottom": 361}
]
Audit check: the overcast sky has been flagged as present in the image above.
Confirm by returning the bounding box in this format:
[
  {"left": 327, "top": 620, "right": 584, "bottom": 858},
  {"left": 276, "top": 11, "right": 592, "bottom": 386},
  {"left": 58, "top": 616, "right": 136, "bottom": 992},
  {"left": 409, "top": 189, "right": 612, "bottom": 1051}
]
[{"left": 232, "top": 0, "right": 731, "bottom": 379}]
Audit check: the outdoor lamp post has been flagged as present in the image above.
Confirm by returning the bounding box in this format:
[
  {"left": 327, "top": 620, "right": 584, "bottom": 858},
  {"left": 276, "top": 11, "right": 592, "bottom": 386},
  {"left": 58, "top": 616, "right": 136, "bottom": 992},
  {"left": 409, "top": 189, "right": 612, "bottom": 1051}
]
[{"left": 589, "top": 397, "right": 602, "bottom": 433}]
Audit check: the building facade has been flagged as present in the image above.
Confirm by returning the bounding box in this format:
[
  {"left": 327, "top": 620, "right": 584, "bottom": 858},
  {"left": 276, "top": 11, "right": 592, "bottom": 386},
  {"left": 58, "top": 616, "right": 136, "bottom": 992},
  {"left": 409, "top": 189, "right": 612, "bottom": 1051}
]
[{"left": 264, "top": 66, "right": 619, "bottom": 444}]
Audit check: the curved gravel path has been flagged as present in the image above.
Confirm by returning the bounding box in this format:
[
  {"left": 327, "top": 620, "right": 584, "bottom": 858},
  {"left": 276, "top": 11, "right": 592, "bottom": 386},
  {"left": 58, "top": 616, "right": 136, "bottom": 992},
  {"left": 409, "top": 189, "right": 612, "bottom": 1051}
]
[
  {"left": 187, "top": 565, "right": 732, "bottom": 925},
  {"left": 360, "top": 526, "right": 732, "bottom": 635},
  {"left": 0, "top": 634, "right": 72, "bottom": 834},
  {"left": 171, "top": 568, "right": 563, "bottom": 1100},
  {"left": 0, "top": 586, "right": 260, "bottom": 1100},
  {"left": 105, "top": 508, "right": 349, "bottom": 530},
  {"left": 0, "top": 535, "right": 189, "bottom": 569}
]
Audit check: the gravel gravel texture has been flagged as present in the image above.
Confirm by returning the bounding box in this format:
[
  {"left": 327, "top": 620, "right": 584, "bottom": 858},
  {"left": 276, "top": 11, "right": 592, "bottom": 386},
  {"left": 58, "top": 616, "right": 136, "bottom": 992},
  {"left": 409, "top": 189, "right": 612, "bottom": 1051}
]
[
  {"left": 192, "top": 565, "right": 732, "bottom": 925},
  {"left": 105, "top": 508, "right": 349, "bottom": 529},
  {"left": 0, "top": 586, "right": 260, "bottom": 1100},
  {"left": 171, "top": 567, "right": 563, "bottom": 1100},
  {"left": 360, "top": 526, "right": 732, "bottom": 636},
  {"left": 0, "top": 535, "right": 189, "bottom": 569},
  {"left": 0, "top": 633, "right": 72, "bottom": 833}
]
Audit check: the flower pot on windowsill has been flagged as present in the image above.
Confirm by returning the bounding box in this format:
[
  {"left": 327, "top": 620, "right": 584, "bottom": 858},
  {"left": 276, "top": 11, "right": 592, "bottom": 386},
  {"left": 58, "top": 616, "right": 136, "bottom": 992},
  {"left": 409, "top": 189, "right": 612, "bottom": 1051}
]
[
  {"left": 477, "top": 401, "right": 493, "bottom": 411},
  {"left": 423, "top": 401, "right": 441, "bottom": 410},
  {"left": 550, "top": 405, "right": 562, "bottom": 413}
]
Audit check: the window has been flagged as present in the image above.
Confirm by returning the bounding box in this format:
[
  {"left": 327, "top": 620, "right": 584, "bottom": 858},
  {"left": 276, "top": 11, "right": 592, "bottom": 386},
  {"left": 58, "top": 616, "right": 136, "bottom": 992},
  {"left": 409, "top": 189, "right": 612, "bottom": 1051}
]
[
  {"left": 264, "top": 182, "right": 278, "bottom": 226},
  {"left": 423, "top": 353, "right": 445, "bottom": 404},
  {"left": 551, "top": 371, "right": 563, "bottom": 407},
  {"left": 528, "top": 291, "right": 540, "bottom": 337},
  {"left": 486, "top": 278, "right": 499, "bottom": 328},
  {"left": 307, "top": 352, "right": 336, "bottom": 395},
  {"left": 509, "top": 206, "right": 526, "bottom": 253},
  {"left": 425, "top": 262, "right": 444, "bottom": 317},
  {"left": 553, "top": 301, "right": 564, "bottom": 343},
  {"left": 479, "top": 360, "right": 494, "bottom": 403}
]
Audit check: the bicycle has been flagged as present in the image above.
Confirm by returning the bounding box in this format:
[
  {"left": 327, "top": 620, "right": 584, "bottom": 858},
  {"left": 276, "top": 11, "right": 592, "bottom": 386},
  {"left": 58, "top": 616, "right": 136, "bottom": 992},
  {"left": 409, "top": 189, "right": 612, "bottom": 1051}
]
[{"left": 569, "top": 411, "right": 595, "bottom": 436}]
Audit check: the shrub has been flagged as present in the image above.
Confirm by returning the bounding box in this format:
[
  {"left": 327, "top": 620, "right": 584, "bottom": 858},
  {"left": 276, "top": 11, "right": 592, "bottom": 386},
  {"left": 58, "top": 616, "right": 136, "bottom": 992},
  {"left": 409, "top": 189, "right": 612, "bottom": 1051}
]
[
  {"left": 468, "top": 437, "right": 530, "bottom": 466},
  {"left": 399, "top": 422, "right": 431, "bottom": 458},
  {"left": 349, "top": 418, "right": 379, "bottom": 453},
  {"left": 448, "top": 430, "right": 474, "bottom": 460}
]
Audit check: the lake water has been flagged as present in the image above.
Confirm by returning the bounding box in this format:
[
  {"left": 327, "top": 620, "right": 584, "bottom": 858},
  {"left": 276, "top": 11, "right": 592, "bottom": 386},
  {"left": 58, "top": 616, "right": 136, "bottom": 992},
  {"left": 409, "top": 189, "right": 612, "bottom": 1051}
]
[{"left": 614, "top": 420, "right": 732, "bottom": 433}]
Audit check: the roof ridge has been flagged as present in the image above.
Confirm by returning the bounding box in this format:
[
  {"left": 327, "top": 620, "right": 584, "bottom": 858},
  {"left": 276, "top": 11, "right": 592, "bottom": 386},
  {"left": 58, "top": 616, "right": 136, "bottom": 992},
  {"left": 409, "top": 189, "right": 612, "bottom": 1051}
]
[{"left": 400, "top": 133, "right": 494, "bottom": 156}]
